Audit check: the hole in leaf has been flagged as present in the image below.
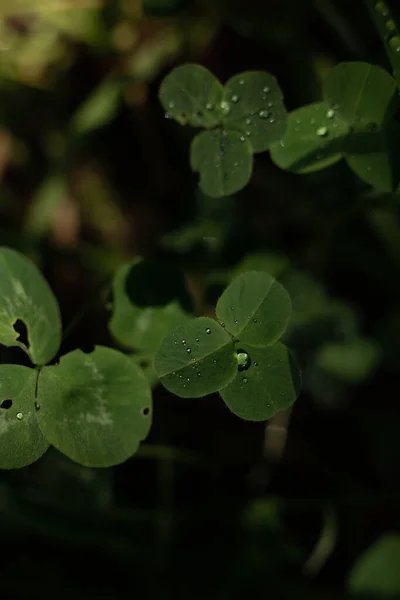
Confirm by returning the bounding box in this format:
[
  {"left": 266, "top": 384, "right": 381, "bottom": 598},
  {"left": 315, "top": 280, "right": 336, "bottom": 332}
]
[
  {"left": 13, "top": 319, "right": 30, "bottom": 348},
  {"left": 0, "top": 399, "right": 12, "bottom": 409},
  {"left": 141, "top": 407, "right": 150, "bottom": 417}
]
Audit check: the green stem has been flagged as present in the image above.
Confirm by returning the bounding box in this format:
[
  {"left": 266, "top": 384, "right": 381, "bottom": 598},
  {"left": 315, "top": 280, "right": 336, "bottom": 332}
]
[{"left": 365, "top": 0, "right": 400, "bottom": 85}]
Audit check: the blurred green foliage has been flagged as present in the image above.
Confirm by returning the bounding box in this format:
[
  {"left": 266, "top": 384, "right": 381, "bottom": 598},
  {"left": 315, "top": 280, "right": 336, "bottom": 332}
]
[{"left": 0, "top": 0, "right": 400, "bottom": 598}]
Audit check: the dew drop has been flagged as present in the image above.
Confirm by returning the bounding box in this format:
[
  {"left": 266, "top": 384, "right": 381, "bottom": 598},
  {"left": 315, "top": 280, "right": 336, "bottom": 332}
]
[
  {"left": 206, "top": 103, "right": 214, "bottom": 110},
  {"left": 242, "top": 377, "right": 248, "bottom": 384},
  {"left": 245, "top": 118, "right": 252, "bottom": 125},
  {"left": 220, "top": 101, "right": 230, "bottom": 114},
  {"left": 233, "top": 161, "right": 239, "bottom": 167},
  {"left": 197, "top": 372, "right": 202, "bottom": 378},
  {"left": 168, "top": 101, "right": 175, "bottom": 109},
  {"left": 221, "top": 322, "right": 225, "bottom": 327},
  {"left": 259, "top": 110, "right": 269, "bottom": 119},
  {"left": 195, "top": 338, "right": 200, "bottom": 343},
  {"left": 231, "top": 94, "right": 239, "bottom": 103},
  {"left": 316, "top": 126, "right": 328, "bottom": 137},
  {"left": 253, "top": 362, "right": 258, "bottom": 367},
  {"left": 182, "top": 339, "right": 186, "bottom": 345},
  {"left": 326, "top": 108, "right": 335, "bottom": 119},
  {"left": 389, "top": 35, "right": 400, "bottom": 52},
  {"left": 165, "top": 112, "right": 172, "bottom": 119},
  {"left": 246, "top": 130, "right": 252, "bottom": 136},
  {"left": 253, "top": 318, "right": 257, "bottom": 323},
  {"left": 205, "top": 328, "right": 211, "bottom": 334},
  {"left": 187, "top": 348, "right": 192, "bottom": 354},
  {"left": 239, "top": 135, "right": 246, "bottom": 142},
  {"left": 230, "top": 306, "right": 234, "bottom": 311},
  {"left": 239, "top": 79, "right": 244, "bottom": 85},
  {"left": 16, "top": 412, "right": 24, "bottom": 420},
  {"left": 234, "top": 318, "right": 238, "bottom": 324},
  {"left": 295, "top": 119, "right": 301, "bottom": 124},
  {"left": 237, "top": 350, "right": 251, "bottom": 372},
  {"left": 267, "top": 102, "right": 273, "bottom": 108},
  {"left": 213, "top": 359, "right": 217, "bottom": 364},
  {"left": 263, "top": 86, "right": 270, "bottom": 93},
  {"left": 35, "top": 402, "right": 41, "bottom": 411},
  {"left": 269, "top": 117, "right": 275, "bottom": 124}
]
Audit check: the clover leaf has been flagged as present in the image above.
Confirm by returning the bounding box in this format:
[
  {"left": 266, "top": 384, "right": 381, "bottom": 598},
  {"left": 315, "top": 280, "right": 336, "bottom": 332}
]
[
  {"left": 0, "top": 248, "right": 62, "bottom": 366},
  {"left": 159, "top": 65, "right": 288, "bottom": 197},
  {"left": 36, "top": 347, "right": 152, "bottom": 467},
  {"left": 154, "top": 271, "right": 300, "bottom": 421},
  {"left": 0, "top": 365, "right": 49, "bottom": 469},
  {"left": 270, "top": 62, "right": 400, "bottom": 193}
]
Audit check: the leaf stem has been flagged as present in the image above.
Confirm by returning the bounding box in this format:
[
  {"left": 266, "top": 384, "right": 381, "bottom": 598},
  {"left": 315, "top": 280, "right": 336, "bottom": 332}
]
[{"left": 364, "top": 0, "right": 400, "bottom": 85}]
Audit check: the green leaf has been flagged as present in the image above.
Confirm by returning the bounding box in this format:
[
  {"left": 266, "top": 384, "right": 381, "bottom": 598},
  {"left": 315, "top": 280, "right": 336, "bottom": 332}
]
[
  {"left": 36, "top": 347, "right": 152, "bottom": 467},
  {"left": 315, "top": 338, "right": 380, "bottom": 383},
  {"left": 219, "top": 342, "right": 300, "bottom": 421},
  {"left": 222, "top": 71, "right": 287, "bottom": 152},
  {"left": 71, "top": 78, "right": 123, "bottom": 135},
  {"left": 348, "top": 534, "right": 400, "bottom": 598},
  {"left": 109, "top": 262, "right": 189, "bottom": 354},
  {"left": 270, "top": 102, "right": 349, "bottom": 173},
  {"left": 154, "top": 317, "right": 237, "bottom": 398},
  {"left": 216, "top": 271, "right": 291, "bottom": 347},
  {"left": 345, "top": 123, "right": 400, "bottom": 192},
  {"left": 190, "top": 129, "right": 253, "bottom": 197},
  {"left": 0, "top": 365, "right": 49, "bottom": 469},
  {"left": 0, "top": 248, "right": 62, "bottom": 366},
  {"left": 323, "top": 62, "right": 399, "bottom": 126},
  {"left": 159, "top": 64, "right": 224, "bottom": 128}
]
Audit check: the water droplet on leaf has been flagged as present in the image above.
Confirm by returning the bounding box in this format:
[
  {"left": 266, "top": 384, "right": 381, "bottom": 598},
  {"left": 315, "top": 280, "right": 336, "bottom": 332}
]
[
  {"left": 165, "top": 112, "right": 172, "bottom": 119},
  {"left": 259, "top": 110, "right": 269, "bottom": 119},
  {"left": 326, "top": 109, "right": 335, "bottom": 119},
  {"left": 242, "top": 377, "right": 248, "bottom": 384},
  {"left": 263, "top": 86, "right": 270, "bottom": 93},
  {"left": 205, "top": 328, "right": 211, "bottom": 335},
  {"left": 231, "top": 94, "right": 239, "bottom": 103},
  {"left": 16, "top": 412, "right": 23, "bottom": 420},
  {"left": 168, "top": 101, "right": 175, "bottom": 109},
  {"left": 254, "top": 362, "right": 258, "bottom": 367},
  {"left": 206, "top": 103, "right": 214, "bottom": 110},
  {"left": 239, "top": 79, "right": 244, "bottom": 85},
  {"left": 237, "top": 350, "right": 251, "bottom": 372},
  {"left": 316, "top": 126, "right": 328, "bottom": 137},
  {"left": 220, "top": 101, "right": 230, "bottom": 114},
  {"left": 187, "top": 348, "right": 192, "bottom": 354}
]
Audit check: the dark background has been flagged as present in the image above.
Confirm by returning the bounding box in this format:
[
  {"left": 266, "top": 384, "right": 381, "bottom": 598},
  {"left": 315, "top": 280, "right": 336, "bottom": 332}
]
[{"left": 0, "top": 1, "right": 399, "bottom": 598}]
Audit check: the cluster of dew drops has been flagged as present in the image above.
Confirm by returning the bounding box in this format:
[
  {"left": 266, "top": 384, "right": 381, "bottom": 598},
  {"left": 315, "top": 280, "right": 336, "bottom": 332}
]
[
  {"left": 375, "top": 1, "right": 400, "bottom": 53},
  {"left": 164, "top": 80, "right": 279, "bottom": 143}
]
